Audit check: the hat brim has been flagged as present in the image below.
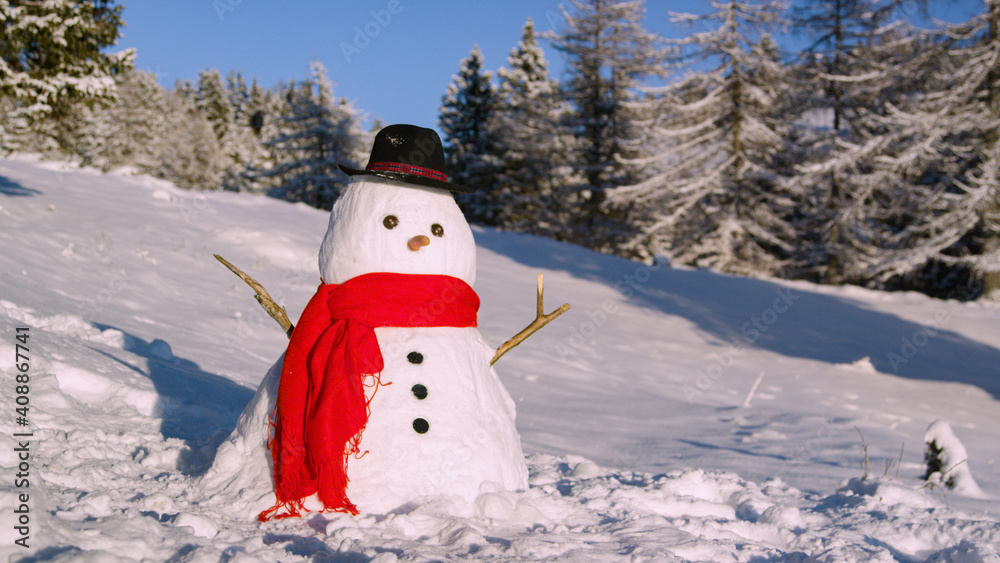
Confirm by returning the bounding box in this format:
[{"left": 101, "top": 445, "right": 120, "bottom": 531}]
[{"left": 338, "top": 164, "right": 475, "bottom": 193}]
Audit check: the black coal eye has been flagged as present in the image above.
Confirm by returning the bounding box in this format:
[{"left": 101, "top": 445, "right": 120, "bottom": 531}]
[
  {"left": 383, "top": 215, "right": 399, "bottom": 229},
  {"left": 431, "top": 223, "right": 444, "bottom": 237}
]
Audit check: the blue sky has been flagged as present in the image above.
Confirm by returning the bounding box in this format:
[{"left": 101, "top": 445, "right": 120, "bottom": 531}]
[
  {"left": 116, "top": 1, "right": 982, "bottom": 135},
  {"left": 116, "top": 0, "right": 613, "bottom": 132}
]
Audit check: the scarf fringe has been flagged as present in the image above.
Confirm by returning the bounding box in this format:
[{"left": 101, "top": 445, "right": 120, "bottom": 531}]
[
  {"left": 258, "top": 498, "right": 305, "bottom": 522},
  {"left": 259, "top": 372, "right": 386, "bottom": 522}
]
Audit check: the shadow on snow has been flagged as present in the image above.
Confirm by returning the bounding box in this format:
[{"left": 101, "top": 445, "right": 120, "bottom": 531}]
[
  {"left": 91, "top": 323, "right": 255, "bottom": 476},
  {"left": 0, "top": 174, "right": 41, "bottom": 196},
  {"left": 474, "top": 227, "right": 1000, "bottom": 401}
]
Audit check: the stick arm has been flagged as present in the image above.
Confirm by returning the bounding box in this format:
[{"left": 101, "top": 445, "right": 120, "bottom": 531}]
[
  {"left": 214, "top": 254, "right": 294, "bottom": 338},
  {"left": 491, "top": 274, "right": 570, "bottom": 366}
]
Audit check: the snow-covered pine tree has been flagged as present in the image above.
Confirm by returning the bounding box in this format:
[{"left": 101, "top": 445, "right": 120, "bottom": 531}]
[
  {"left": 488, "top": 18, "right": 581, "bottom": 236},
  {"left": 227, "top": 70, "right": 250, "bottom": 121},
  {"left": 72, "top": 68, "right": 170, "bottom": 172},
  {"left": 256, "top": 78, "right": 297, "bottom": 179},
  {"left": 255, "top": 61, "right": 365, "bottom": 209},
  {"left": 244, "top": 78, "right": 278, "bottom": 189},
  {"left": 195, "top": 69, "right": 233, "bottom": 147},
  {"left": 923, "top": 420, "right": 985, "bottom": 496},
  {"left": 835, "top": 3, "right": 1000, "bottom": 299},
  {"left": 234, "top": 78, "right": 284, "bottom": 195},
  {"left": 609, "top": 0, "right": 793, "bottom": 274},
  {"left": 783, "top": 0, "right": 924, "bottom": 284},
  {"left": 439, "top": 45, "right": 500, "bottom": 222},
  {"left": 0, "top": 0, "right": 133, "bottom": 151},
  {"left": 220, "top": 70, "right": 270, "bottom": 192},
  {"left": 174, "top": 78, "right": 195, "bottom": 102},
  {"left": 544, "top": 0, "right": 663, "bottom": 250},
  {"left": 248, "top": 77, "right": 267, "bottom": 137},
  {"left": 790, "top": 0, "right": 897, "bottom": 132},
  {"left": 157, "top": 87, "right": 226, "bottom": 191}
]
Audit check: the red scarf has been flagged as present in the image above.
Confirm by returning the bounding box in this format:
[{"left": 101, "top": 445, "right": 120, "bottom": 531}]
[{"left": 258, "top": 272, "right": 479, "bottom": 521}]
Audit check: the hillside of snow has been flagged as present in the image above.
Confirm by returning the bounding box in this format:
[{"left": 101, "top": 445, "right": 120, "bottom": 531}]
[{"left": 1, "top": 155, "right": 998, "bottom": 562}]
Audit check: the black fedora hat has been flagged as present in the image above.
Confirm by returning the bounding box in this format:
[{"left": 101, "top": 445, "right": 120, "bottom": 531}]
[{"left": 338, "top": 124, "right": 473, "bottom": 193}]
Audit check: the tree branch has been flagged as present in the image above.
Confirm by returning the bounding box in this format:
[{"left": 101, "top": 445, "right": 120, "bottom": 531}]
[
  {"left": 491, "top": 274, "right": 570, "bottom": 366},
  {"left": 214, "top": 254, "right": 294, "bottom": 338}
]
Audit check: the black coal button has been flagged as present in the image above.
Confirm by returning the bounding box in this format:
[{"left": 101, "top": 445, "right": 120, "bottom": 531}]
[{"left": 412, "top": 418, "right": 429, "bottom": 434}]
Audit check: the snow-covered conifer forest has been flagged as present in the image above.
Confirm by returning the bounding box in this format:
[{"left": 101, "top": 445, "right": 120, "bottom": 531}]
[{"left": 4, "top": 0, "right": 1000, "bottom": 300}]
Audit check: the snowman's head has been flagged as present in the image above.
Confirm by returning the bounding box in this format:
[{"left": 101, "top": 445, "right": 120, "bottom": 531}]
[{"left": 318, "top": 176, "right": 476, "bottom": 286}]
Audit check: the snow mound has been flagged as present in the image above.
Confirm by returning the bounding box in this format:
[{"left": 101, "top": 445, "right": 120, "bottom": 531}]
[
  {"left": 924, "top": 420, "right": 987, "bottom": 498},
  {"left": 0, "top": 300, "right": 129, "bottom": 348},
  {"left": 844, "top": 355, "right": 878, "bottom": 372}
]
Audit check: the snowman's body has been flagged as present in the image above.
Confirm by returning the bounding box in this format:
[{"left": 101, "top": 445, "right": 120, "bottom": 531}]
[
  {"left": 345, "top": 326, "right": 526, "bottom": 511},
  {"left": 313, "top": 176, "right": 525, "bottom": 512}
]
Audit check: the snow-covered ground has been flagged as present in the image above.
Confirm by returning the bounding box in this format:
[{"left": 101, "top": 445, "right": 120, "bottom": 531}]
[{"left": 1, "top": 155, "right": 998, "bottom": 562}]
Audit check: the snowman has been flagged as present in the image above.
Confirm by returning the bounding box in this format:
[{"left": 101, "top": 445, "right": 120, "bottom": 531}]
[{"left": 236, "top": 124, "right": 545, "bottom": 519}]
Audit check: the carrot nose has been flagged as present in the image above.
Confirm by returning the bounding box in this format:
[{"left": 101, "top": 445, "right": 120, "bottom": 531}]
[{"left": 408, "top": 235, "right": 430, "bottom": 251}]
